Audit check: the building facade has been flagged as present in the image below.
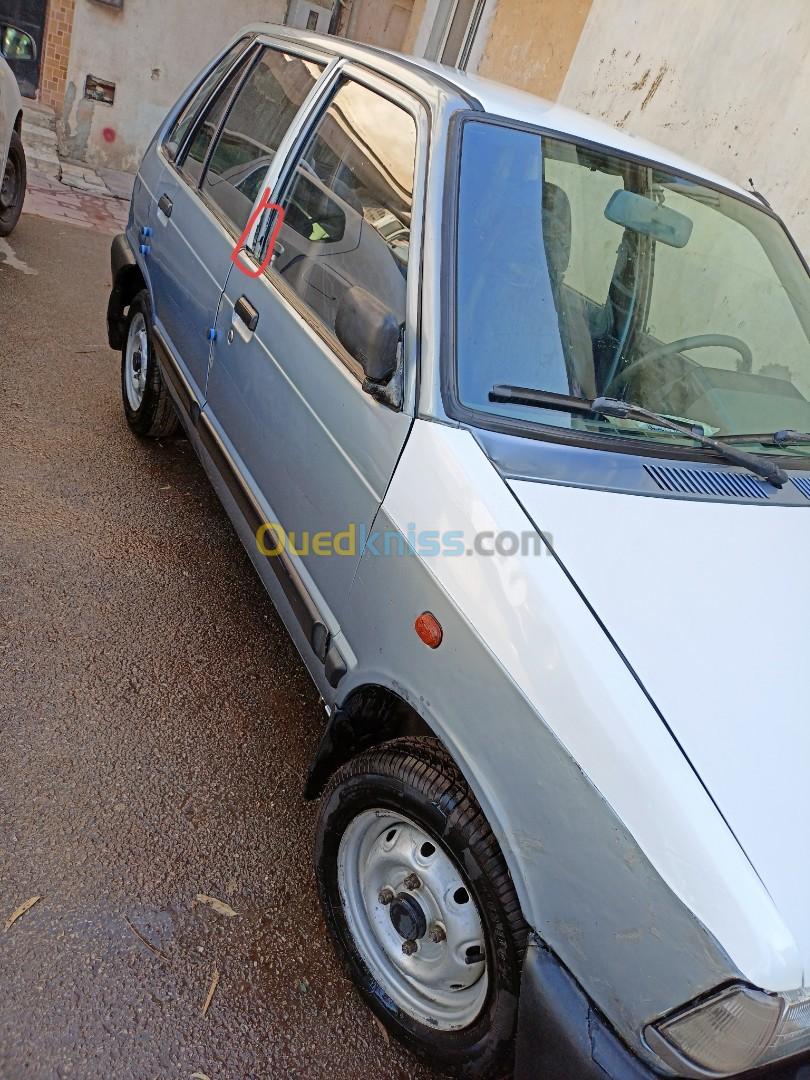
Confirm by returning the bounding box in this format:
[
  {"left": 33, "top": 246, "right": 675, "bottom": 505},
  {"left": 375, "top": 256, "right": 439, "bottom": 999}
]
[
  {"left": 1, "top": 0, "right": 418, "bottom": 171},
  {"left": 3, "top": 0, "right": 806, "bottom": 255},
  {"left": 401, "top": 0, "right": 810, "bottom": 255}
]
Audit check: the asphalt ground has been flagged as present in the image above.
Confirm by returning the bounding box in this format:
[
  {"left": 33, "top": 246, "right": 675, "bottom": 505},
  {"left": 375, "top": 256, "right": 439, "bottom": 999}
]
[{"left": 0, "top": 213, "right": 433, "bottom": 1079}]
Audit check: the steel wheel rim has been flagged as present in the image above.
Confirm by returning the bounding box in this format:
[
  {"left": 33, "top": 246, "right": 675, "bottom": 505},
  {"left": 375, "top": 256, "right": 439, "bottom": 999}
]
[
  {"left": 337, "top": 808, "right": 488, "bottom": 1031},
  {"left": 125, "top": 312, "right": 148, "bottom": 410},
  {"left": 0, "top": 156, "right": 19, "bottom": 210}
]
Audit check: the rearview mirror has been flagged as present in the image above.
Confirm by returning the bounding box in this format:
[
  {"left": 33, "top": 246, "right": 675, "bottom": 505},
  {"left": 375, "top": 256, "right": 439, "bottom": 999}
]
[
  {"left": 605, "top": 189, "right": 693, "bottom": 248},
  {"left": 335, "top": 286, "right": 401, "bottom": 385},
  {"left": 1, "top": 26, "right": 36, "bottom": 62}
]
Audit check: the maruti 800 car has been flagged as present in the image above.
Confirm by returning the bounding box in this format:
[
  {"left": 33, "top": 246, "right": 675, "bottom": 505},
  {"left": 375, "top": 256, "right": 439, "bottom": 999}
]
[{"left": 106, "top": 26, "right": 810, "bottom": 1080}]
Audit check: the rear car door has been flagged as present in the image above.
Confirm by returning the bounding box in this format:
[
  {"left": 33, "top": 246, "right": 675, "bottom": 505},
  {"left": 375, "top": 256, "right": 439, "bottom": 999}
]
[
  {"left": 205, "top": 68, "right": 424, "bottom": 636},
  {"left": 146, "top": 38, "right": 255, "bottom": 401},
  {"left": 147, "top": 38, "right": 325, "bottom": 404}
]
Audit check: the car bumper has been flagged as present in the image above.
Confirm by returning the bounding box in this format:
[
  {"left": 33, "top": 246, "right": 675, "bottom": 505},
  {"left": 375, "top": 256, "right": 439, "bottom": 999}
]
[
  {"left": 514, "top": 937, "right": 810, "bottom": 1080},
  {"left": 514, "top": 936, "right": 656, "bottom": 1079}
]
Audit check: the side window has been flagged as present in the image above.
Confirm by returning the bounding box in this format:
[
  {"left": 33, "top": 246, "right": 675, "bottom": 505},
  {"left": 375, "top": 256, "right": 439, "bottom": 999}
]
[
  {"left": 179, "top": 48, "right": 257, "bottom": 187},
  {"left": 202, "top": 49, "right": 324, "bottom": 234},
  {"left": 166, "top": 38, "right": 250, "bottom": 158},
  {"left": 269, "top": 79, "right": 418, "bottom": 350}
]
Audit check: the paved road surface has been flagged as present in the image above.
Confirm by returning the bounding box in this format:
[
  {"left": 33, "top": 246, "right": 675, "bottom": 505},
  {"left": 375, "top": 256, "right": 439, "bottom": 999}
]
[{"left": 0, "top": 214, "right": 433, "bottom": 1079}]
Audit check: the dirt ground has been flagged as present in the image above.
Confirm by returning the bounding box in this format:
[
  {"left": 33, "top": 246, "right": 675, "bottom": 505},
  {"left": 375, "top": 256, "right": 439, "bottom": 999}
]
[{"left": 0, "top": 212, "right": 433, "bottom": 1079}]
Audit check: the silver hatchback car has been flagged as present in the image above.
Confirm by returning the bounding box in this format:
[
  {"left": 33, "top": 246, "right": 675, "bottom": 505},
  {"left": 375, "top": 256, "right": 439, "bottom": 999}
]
[{"left": 107, "top": 25, "right": 810, "bottom": 1080}]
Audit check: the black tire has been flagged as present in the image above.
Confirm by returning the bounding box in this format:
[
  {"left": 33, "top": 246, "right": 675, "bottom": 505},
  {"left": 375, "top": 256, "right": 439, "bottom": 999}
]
[
  {"left": 121, "top": 290, "right": 179, "bottom": 438},
  {"left": 0, "top": 129, "right": 26, "bottom": 237},
  {"left": 315, "top": 738, "right": 528, "bottom": 1080}
]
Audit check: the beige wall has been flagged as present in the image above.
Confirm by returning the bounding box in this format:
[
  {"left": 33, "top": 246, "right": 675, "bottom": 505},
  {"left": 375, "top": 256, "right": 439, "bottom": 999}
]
[
  {"left": 59, "top": 0, "right": 287, "bottom": 172},
  {"left": 559, "top": 0, "right": 810, "bottom": 256},
  {"left": 402, "top": 0, "right": 428, "bottom": 53},
  {"left": 477, "top": 0, "right": 592, "bottom": 99},
  {"left": 347, "top": 0, "right": 415, "bottom": 50}
]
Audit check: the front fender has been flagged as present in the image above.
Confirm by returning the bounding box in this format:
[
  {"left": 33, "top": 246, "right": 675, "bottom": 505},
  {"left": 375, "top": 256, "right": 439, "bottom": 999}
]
[{"left": 337, "top": 500, "right": 739, "bottom": 1068}]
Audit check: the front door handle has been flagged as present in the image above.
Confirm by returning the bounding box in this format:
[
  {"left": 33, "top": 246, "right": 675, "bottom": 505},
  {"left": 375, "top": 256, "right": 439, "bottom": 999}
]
[
  {"left": 158, "top": 193, "right": 173, "bottom": 218},
  {"left": 235, "top": 296, "right": 259, "bottom": 332}
]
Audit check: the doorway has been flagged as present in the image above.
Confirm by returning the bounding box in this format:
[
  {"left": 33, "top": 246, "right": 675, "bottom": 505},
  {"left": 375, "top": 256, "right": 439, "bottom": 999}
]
[{"left": 0, "top": 0, "right": 47, "bottom": 98}]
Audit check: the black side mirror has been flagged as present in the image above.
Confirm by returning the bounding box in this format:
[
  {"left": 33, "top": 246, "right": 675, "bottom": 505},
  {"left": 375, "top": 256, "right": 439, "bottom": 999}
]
[{"left": 335, "top": 286, "right": 401, "bottom": 385}]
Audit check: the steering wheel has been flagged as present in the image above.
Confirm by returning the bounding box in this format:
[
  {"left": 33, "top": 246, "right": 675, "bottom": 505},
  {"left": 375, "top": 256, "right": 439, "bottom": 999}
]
[{"left": 606, "top": 333, "right": 753, "bottom": 397}]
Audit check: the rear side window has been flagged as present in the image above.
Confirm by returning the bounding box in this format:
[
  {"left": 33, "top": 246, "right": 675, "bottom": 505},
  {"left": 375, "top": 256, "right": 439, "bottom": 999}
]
[
  {"left": 179, "top": 49, "right": 255, "bottom": 186},
  {"left": 268, "top": 79, "right": 418, "bottom": 354},
  {"left": 202, "top": 48, "right": 324, "bottom": 233},
  {"left": 166, "top": 38, "right": 251, "bottom": 158}
]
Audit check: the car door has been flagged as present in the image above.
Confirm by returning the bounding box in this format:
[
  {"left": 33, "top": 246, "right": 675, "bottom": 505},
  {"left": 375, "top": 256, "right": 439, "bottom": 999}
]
[
  {"left": 205, "top": 68, "right": 424, "bottom": 646},
  {"left": 146, "top": 38, "right": 257, "bottom": 401},
  {"left": 148, "top": 39, "right": 326, "bottom": 405}
]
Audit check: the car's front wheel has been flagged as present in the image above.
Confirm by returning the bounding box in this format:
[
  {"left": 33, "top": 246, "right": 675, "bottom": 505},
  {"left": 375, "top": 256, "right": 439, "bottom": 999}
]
[
  {"left": 121, "top": 290, "right": 179, "bottom": 438},
  {"left": 0, "top": 130, "right": 26, "bottom": 237},
  {"left": 315, "top": 738, "right": 527, "bottom": 1079}
]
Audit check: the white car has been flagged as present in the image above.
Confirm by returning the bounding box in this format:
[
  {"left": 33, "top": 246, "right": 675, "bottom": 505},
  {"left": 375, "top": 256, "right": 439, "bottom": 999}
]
[{"left": 0, "top": 45, "right": 26, "bottom": 235}]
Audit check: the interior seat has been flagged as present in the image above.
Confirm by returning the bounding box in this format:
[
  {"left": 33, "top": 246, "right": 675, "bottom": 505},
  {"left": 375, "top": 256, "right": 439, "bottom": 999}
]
[{"left": 542, "top": 183, "right": 598, "bottom": 399}]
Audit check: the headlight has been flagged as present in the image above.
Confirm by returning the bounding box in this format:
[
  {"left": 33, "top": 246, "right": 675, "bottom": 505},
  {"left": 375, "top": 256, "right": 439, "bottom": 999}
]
[{"left": 645, "top": 983, "right": 810, "bottom": 1077}]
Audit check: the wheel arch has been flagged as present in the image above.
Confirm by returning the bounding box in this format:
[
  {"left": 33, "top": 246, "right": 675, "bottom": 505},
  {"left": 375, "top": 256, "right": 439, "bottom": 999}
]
[
  {"left": 304, "top": 666, "right": 538, "bottom": 939},
  {"left": 305, "top": 681, "right": 437, "bottom": 800},
  {"left": 107, "top": 234, "right": 147, "bottom": 349}
]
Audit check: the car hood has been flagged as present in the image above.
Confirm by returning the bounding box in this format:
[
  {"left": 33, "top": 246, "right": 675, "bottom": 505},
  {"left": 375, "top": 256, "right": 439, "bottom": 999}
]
[{"left": 509, "top": 477, "right": 810, "bottom": 975}]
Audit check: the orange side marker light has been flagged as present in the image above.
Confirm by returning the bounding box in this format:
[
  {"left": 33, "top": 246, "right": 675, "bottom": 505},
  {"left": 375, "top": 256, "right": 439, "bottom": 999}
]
[{"left": 415, "top": 611, "right": 443, "bottom": 649}]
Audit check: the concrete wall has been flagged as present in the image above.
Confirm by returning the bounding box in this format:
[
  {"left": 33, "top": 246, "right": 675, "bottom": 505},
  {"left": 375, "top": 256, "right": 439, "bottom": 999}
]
[
  {"left": 60, "top": 0, "right": 287, "bottom": 172},
  {"left": 401, "top": 0, "right": 592, "bottom": 96},
  {"left": 402, "top": 0, "right": 428, "bottom": 53},
  {"left": 346, "top": 0, "right": 414, "bottom": 50},
  {"left": 476, "top": 0, "right": 591, "bottom": 99},
  {"left": 558, "top": 0, "right": 810, "bottom": 255}
]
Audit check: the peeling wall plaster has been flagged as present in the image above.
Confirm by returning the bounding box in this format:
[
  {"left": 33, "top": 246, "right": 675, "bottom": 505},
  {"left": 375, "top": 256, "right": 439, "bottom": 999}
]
[{"left": 559, "top": 0, "right": 810, "bottom": 255}]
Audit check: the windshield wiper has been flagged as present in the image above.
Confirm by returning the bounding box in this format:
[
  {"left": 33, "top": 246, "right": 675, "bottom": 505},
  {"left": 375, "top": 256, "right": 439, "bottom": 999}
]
[
  {"left": 772, "top": 430, "right": 810, "bottom": 446},
  {"left": 489, "top": 385, "right": 789, "bottom": 488},
  {"left": 714, "top": 429, "right": 810, "bottom": 448}
]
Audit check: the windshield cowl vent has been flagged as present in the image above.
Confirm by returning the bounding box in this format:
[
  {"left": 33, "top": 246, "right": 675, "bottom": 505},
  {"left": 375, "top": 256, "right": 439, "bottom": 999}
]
[
  {"left": 791, "top": 476, "right": 810, "bottom": 501},
  {"left": 644, "top": 464, "right": 770, "bottom": 500}
]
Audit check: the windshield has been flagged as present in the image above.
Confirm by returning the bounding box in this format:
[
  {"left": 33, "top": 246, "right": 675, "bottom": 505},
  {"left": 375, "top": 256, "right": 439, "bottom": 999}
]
[{"left": 455, "top": 120, "right": 810, "bottom": 454}]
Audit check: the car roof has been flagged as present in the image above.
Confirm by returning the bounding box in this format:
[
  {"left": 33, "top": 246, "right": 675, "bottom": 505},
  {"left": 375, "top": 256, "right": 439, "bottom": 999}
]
[{"left": 246, "top": 23, "right": 752, "bottom": 202}]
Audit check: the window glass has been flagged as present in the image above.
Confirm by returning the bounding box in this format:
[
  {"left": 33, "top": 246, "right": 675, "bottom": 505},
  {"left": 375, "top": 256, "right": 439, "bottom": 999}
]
[
  {"left": 180, "top": 50, "right": 255, "bottom": 185},
  {"left": 2, "top": 26, "right": 35, "bottom": 61},
  {"left": 267, "top": 79, "right": 418, "bottom": 349},
  {"left": 203, "top": 49, "right": 324, "bottom": 233},
  {"left": 167, "top": 38, "right": 250, "bottom": 157},
  {"left": 544, "top": 155, "right": 623, "bottom": 304},
  {"left": 645, "top": 189, "right": 810, "bottom": 400},
  {"left": 455, "top": 120, "right": 810, "bottom": 450}
]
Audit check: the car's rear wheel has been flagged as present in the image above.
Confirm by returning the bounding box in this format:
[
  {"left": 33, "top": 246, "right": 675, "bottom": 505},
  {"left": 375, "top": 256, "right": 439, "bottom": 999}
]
[
  {"left": 315, "top": 738, "right": 527, "bottom": 1079},
  {"left": 0, "top": 130, "right": 26, "bottom": 237},
  {"left": 121, "top": 290, "right": 179, "bottom": 438}
]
